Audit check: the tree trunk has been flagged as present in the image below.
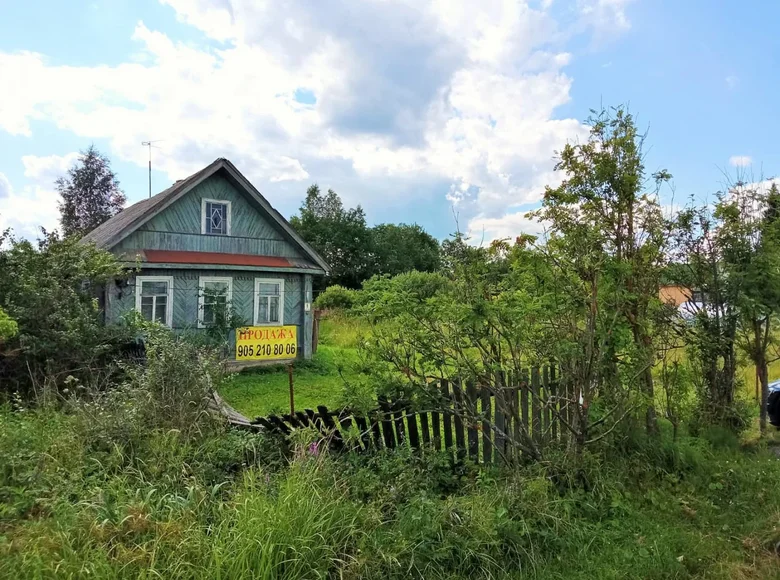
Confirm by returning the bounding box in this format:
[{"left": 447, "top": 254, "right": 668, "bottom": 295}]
[{"left": 636, "top": 328, "right": 659, "bottom": 436}]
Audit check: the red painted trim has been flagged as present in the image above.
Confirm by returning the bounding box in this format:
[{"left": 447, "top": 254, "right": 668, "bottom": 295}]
[{"left": 143, "top": 250, "right": 292, "bottom": 268}]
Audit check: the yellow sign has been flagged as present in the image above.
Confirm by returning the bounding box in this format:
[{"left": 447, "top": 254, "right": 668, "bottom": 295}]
[{"left": 235, "top": 326, "right": 298, "bottom": 361}]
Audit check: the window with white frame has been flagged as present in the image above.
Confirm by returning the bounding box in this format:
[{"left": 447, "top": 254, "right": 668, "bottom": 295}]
[
  {"left": 201, "top": 198, "right": 231, "bottom": 236},
  {"left": 198, "top": 277, "right": 233, "bottom": 328},
  {"left": 135, "top": 276, "right": 174, "bottom": 327},
  {"left": 254, "top": 278, "right": 284, "bottom": 325}
]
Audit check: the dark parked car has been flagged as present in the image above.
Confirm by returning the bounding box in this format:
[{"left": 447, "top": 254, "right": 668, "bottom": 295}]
[{"left": 768, "top": 380, "right": 780, "bottom": 428}]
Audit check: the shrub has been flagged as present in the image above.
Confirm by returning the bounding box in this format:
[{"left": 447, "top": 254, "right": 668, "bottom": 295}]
[
  {"left": 0, "top": 231, "right": 137, "bottom": 398},
  {"left": 74, "top": 326, "right": 226, "bottom": 452},
  {"left": 314, "top": 284, "right": 357, "bottom": 310},
  {"left": 0, "top": 307, "right": 17, "bottom": 342}
]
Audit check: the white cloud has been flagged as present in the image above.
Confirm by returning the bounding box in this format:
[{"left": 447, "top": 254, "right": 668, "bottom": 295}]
[
  {"left": 729, "top": 155, "right": 752, "bottom": 167},
  {"left": 0, "top": 173, "right": 11, "bottom": 199},
  {"left": 579, "top": 0, "right": 634, "bottom": 39},
  {"left": 0, "top": 172, "right": 61, "bottom": 239},
  {"left": 467, "top": 211, "right": 548, "bottom": 244},
  {"left": 725, "top": 75, "right": 739, "bottom": 90},
  {"left": 22, "top": 152, "right": 80, "bottom": 184},
  {"left": 0, "top": 0, "right": 635, "bottom": 238}
]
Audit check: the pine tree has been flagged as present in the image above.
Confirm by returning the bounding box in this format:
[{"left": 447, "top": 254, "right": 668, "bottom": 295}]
[{"left": 57, "top": 145, "right": 126, "bottom": 237}]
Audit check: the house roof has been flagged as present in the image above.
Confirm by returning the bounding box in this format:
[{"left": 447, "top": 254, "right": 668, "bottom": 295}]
[{"left": 81, "top": 158, "right": 329, "bottom": 274}]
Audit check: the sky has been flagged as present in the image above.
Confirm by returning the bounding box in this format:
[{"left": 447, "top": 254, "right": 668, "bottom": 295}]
[{"left": 1, "top": 0, "right": 779, "bottom": 243}]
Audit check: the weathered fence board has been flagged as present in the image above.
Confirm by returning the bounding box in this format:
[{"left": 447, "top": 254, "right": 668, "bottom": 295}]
[{"left": 247, "top": 365, "right": 565, "bottom": 466}]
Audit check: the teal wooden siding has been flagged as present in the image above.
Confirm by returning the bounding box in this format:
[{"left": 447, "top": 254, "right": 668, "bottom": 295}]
[
  {"left": 107, "top": 268, "right": 308, "bottom": 357},
  {"left": 115, "top": 174, "right": 306, "bottom": 261},
  {"left": 115, "top": 231, "right": 302, "bottom": 258}
]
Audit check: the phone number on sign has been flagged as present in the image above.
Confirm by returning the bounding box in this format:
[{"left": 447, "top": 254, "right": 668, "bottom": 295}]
[{"left": 237, "top": 343, "right": 296, "bottom": 357}]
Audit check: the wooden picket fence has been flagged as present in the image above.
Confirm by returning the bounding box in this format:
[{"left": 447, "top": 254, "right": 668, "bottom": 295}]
[{"left": 248, "top": 365, "right": 568, "bottom": 464}]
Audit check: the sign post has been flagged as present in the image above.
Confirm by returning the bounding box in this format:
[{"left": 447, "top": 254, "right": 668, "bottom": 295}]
[{"left": 288, "top": 364, "right": 295, "bottom": 415}]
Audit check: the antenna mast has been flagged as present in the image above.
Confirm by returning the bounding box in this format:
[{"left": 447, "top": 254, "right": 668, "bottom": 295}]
[{"left": 141, "top": 140, "right": 163, "bottom": 198}]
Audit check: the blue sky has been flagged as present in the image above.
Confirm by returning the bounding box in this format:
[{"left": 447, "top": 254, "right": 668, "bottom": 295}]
[{"left": 1, "top": 0, "right": 778, "bottom": 241}]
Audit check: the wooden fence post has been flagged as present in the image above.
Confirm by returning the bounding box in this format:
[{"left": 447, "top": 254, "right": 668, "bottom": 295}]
[
  {"left": 466, "top": 380, "right": 479, "bottom": 461},
  {"left": 531, "top": 367, "right": 542, "bottom": 448},
  {"left": 441, "top": 380, "right": 453, "bottom": 451},
  {"left": 481, "top": 385, "right": 492, "bottom": 464}
]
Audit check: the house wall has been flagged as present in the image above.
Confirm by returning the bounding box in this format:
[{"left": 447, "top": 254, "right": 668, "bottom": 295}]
[
  {"left": 115, "top": 174, "right": 304, "bottom": 260},
  {"left": 107, "top": 269, "right": 309, "bottom": 357},
  {"left": 659, "top": 285, "right": 692, "bottom": 307}
]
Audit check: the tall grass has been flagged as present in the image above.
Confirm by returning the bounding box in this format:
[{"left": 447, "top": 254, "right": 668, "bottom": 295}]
[{"left": 3, "top": 407, "right": 780, "bottom": 579}]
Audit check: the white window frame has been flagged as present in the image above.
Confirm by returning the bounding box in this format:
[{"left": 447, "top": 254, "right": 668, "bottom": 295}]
[
  {"left": 198, "top": 276, "right": 233, "bottom": 329},
  {"left": 253, "top": 278, "right": 285, "bottom": 326},
  {"left": 135, "top": 275, "right": 174, "bottom": 328},
  {"left": 201, "top": 198, "right": 232, "bottom": 236}
]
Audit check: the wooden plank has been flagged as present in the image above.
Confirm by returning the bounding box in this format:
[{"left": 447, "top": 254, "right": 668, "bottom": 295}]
[
  {"left": 452, "top": 380, "right": 466, "bottom": 459},
  {"left": 318, "top": 405, "right": 344, "bottom": 450},
  {"left": 549, "top": 365, "right": 558, "bottom": 441},
  {"left": 268, "top": 415, "right": 292, "bottom": 435},
  {"left": 283, "top": 413, "right": 303, "bottom": 430},
  {"left": 369, "top": 413, "right": 383, "bottom": 449},
  {"left": 466, "top": 380, "right": 479, "bottom": 461},
  {"left": 378, "top": 397, "right": 396, "bottom": 449},
  {"left": 441, "top": 380, "right": 453, "bottom": 450},
  {"left": 531, "top": 367, "right": 542, "bottom": 446},
  {"left": 480, "top": 385, "right": 492, "bottom": 464},
  {"left": 406, "top": 405, "right": 420, "bottom": 449},
  {"left": 294, "top": 411, "right": 311, "bottom": 428},
  {"left": 543, "top": 365, "right": 550, "bottom": 443},
  {"left": 420, "top": 412, "right": 431, "bottom": 447},
  {"left": 431, "top": 407, "right": 441, "bottom": 451},
  {"left": 521, "top": 368, "right": 530, "bottom": 431},
  {"left": 494, "top": 373, "right": 506, "bottom": 464},
  {"left": 392, "top": 401, "right": 406, "bottom": 446},
  {"left": 354, "top": 415, "right": 371, "bottom": 450},
  {"left": 254, "top": 416, "right": 276, "bottom": 432}
]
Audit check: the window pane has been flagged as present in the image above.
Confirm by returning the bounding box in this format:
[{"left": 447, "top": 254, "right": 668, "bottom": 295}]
[
  {"left": 257, "top": 282, "right": 280, "bottom": 296},
  {"left": 257, "top": 296, "right": 268, "bottom": 323},
  {"left": 154, "top": 301, "right": 167, "bottom": 324},
  {"left": 269, "top": 296, "right": 280, "bottom": 322},
  {"left": 203, "top": 303, "right": 215, "bottom": 325},
  {"left": 206, "top": 202, "right": 227, "bottom": 235},
  {"left": 204, "top": 281, "right": 228, "bottom": 294},
  {"left": 141, "top": 296, "right": 154, "bottom": 321},
  {"left": 142, "top": 281, "right": 168, "bottom": 296}
]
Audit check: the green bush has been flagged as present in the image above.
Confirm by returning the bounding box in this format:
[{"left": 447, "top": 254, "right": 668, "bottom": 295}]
[
  {"left": 0, "top": 231, "right": 137, "bottom": 398},
  {"left": 0, "top": 307, "right": 17, "bottom": 342},
  {"left": 314, "top": 284, "right": 357, "bottom": 310}
]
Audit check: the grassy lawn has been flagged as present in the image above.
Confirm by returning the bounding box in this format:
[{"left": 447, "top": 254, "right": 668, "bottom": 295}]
[{"left": 220, "top": 314, "right": 366, "bottom": 417}]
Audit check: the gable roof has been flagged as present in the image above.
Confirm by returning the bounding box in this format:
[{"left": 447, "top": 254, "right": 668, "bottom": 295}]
[{"left": 82, "top": 158, "right": 329, "bottom": 274}]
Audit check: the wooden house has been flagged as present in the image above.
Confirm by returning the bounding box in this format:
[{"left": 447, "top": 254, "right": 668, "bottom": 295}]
[{"left": 82, "top": 158, "right": 329, "bottom": 361}]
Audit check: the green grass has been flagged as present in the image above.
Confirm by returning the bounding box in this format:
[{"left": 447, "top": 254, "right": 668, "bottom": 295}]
[
  {"left": 220, "top": 315, "right": 368, "bottom": 417},
  {"left": 3, "top": 403, "right": 780, "bottom": 579},
  {"left": 220, "top": 345, "right": 358, "bottom": 417}
]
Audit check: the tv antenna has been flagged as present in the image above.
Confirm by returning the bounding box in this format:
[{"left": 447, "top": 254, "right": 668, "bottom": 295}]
[{"left": 141, "top": 140, "right": 163, "bottom": 198}]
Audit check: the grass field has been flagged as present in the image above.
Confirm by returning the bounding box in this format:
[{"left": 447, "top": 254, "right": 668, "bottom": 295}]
[{"left": 220, "top": 315, "right": 365, "bottom": 417}]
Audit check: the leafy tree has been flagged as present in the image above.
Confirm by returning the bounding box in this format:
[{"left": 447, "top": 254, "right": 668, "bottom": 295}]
[
  {"left": 57, "top": 145, "right": 126, "bottom": 237},
  {"left": 371, "top": 223, "right": 440, "bottom": 276},
  {"left": 718, "top": 182, "right": 780, "bottom": 433},
  {"left": 670, "top": 204, "right": 744, "bottom": 430},
  {"left": 0, "top": 230, "right": 134, "bottom": 397},
  {"left": 290, "top": 185, "right": 373, "bottom": 289},
  {"left": 532, "top": 106, "right": 671, "bottom": 436}
]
